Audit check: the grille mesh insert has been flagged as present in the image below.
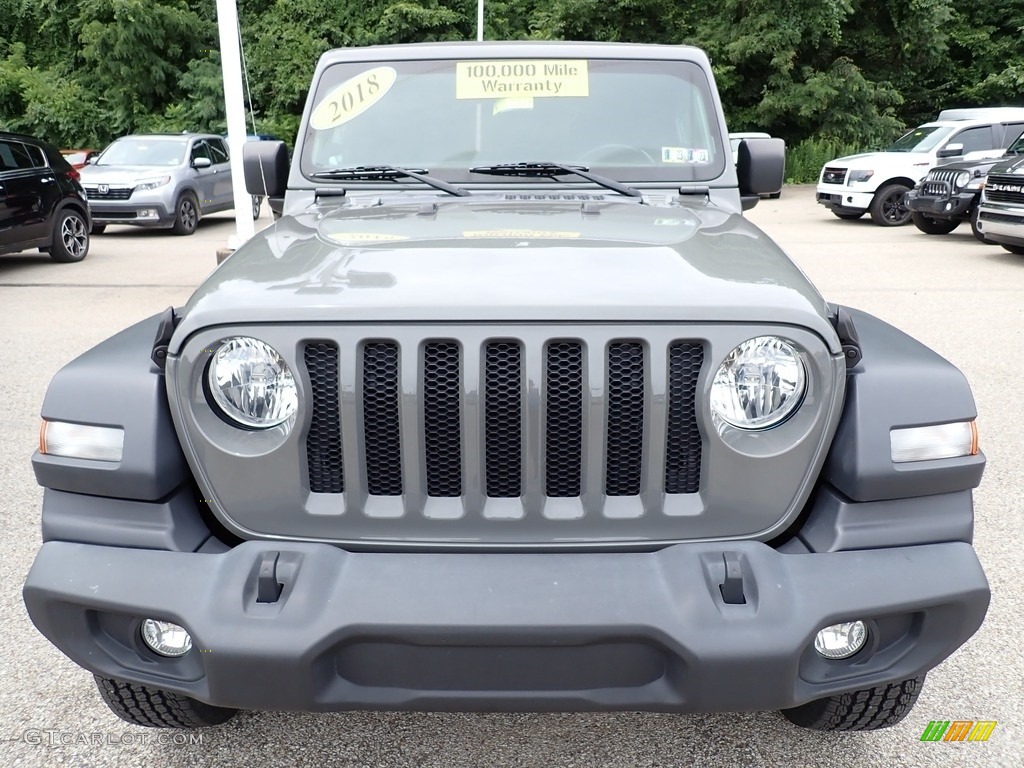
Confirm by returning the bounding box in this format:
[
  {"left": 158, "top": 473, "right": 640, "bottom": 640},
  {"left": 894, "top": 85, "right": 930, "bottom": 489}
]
[
  {"left": 304, "top": 343, "right": 344, "bottom": 493},
  {"left": 423, "top": 342, "right": 462, "bottom": 497},
  {"left": 484, "top": 341, "right": 523, "bottom": 497},
  {"left": 605, "top": 342, "right": 645, "bottom": 496},
  {"left": 545, "top": 342, "right": 584, "bottom": 497},
  {"left": 362, "top": 342, "right": 402, "bottom": 495},
  {"left": 664, "top": 343, "right": 704, "bottom": 493}
]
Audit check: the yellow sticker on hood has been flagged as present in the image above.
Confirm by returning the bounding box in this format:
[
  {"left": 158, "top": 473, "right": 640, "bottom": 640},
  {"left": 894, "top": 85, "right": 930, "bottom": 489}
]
[
  {"left": 310, "top": 67, "right": 397, "bottom": 130},
  {"left": 328, "top": 232, "right": 409, "bottom": 244},
  {"left": 456, "top": 61, "right": 589, "bottom": 99},
  {"left": 463, "top": 230, "right": 581, "bottom": 239}
]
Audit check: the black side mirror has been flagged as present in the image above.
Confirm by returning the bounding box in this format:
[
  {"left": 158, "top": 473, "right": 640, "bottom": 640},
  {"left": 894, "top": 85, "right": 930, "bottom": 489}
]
[
  {"left": 244, "top": 141, "right": 289, "bottom": 197},
  {"left": 936, "top": 143, "right": 964, "bottom": 158},
  {"left": 737, "top": 137, "right": 785, "bottom": 198}
]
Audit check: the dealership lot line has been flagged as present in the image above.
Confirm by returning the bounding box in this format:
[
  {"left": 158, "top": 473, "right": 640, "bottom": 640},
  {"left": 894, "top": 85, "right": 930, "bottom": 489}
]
[{"left": 1, "top": 192, "right": 1020, "bottom": 767}]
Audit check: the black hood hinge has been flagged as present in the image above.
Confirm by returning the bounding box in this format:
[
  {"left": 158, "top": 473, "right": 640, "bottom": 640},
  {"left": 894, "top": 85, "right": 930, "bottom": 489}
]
[
  {"left": 829, "top": 305, "right": 862, "bottom": 370},
  {"left": 151, "top": 306, "right": 181, "bottom": 370}
]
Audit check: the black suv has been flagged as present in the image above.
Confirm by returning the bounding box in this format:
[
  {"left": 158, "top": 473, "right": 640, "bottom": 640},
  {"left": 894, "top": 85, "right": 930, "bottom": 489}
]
[
  {"left": 906, "top": 129, "right": 1024, "bottom": 243},
  {"left": 0, "top": 131, "right": 91, "bottom": 262}
]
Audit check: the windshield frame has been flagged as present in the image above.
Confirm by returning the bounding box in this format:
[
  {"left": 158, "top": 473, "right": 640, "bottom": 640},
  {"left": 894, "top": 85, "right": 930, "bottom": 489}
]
[{"left": 299, "top": 55, "right": 728, "bottom": 187}]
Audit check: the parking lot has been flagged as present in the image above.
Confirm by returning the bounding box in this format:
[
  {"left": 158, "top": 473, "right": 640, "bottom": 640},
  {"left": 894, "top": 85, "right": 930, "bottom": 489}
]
[{"left": 1, "top": 190, "right": 1021, "bottom": 767}]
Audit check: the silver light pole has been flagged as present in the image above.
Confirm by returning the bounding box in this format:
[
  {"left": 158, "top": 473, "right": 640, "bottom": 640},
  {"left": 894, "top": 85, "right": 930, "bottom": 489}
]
[
  {"left": 216, "top": 0, "right": 255, "bottom": 250},
  {"left": 477, "top": 0, "right": 484, "bottom": 41}
]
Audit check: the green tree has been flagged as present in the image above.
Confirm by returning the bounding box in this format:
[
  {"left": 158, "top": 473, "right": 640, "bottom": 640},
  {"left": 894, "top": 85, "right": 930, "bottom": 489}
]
[{"left": 74, "top": 0, "right": 209, "bottom": 134}]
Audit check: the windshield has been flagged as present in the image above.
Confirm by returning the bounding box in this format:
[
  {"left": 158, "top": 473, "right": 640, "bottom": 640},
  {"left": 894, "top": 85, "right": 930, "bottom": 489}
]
[
  {"left": 97, "top": 138, "right": 187, "bottom": 167},
  {"left": 886, "top": 126, "right": 954, "bottom": 153},
  {"left": 301, "top": 58, "right": 725, "bottom": 184},
  {"left": 1007, "top": 129, "right": 1024, "bottom": 154}
]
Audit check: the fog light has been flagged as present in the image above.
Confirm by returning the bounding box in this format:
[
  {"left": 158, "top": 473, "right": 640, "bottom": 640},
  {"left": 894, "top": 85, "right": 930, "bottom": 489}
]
[
  {"left": 141, "top": 619, "right": 192, "bottom": 657},
  {"left": 137, "top": 209, "right": 159, "bottom": 220},
  {"left": 814, "top": 621, "right": 867, "bottom": 659}
]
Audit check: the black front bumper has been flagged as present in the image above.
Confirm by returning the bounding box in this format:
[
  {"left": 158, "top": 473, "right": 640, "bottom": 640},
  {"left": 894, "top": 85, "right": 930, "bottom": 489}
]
[
  {"left": 906, "top": 189, "right": 977, "bottom": 220},
  {"left": 23, "top": 539, "right": 989, "bottom": 714}
]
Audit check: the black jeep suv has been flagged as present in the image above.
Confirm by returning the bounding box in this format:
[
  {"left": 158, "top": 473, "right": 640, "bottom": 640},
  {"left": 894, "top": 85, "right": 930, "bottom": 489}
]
[
  {"left": 906, "top": 128, "right": 1024, "bottom": 243},
  {"left": 0, "top": 131, "right": 91, "bottom": 262}
]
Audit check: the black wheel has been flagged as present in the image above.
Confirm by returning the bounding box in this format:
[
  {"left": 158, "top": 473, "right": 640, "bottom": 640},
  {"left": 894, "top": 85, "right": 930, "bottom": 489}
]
[
  {"left": 251, "top": 195, "right": 262, "bottom": 220},
  {"left": 911, "top": 212, "right": 959, "bottom": 235},
  {"left": 91, "top": 224, "right": 106, "bottom": 236},
  {"left": 869, "top": 183, "right": 912, "bottom": 226},
  {"left": 94, "top": 675, "right": 236, "bottom": 728},
  {"left": 49, "top": 209, "right": 90, "bottom": 263},
  {"left": 832, "top": 211, "right": 864, "bottom": 220},
  {"left": 171, "top": 192, "right": 199, "bottom": 236},
  {"left": 1002, "top": 244, "right": 1024, "bottom": 255},
  {"left": 781, "top": 675, "right": 925, "bottom": 732}
]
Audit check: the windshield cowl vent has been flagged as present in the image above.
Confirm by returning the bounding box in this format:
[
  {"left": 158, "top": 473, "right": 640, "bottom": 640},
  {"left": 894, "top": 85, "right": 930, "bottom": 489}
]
[{"left": 501, "top": 193, "right": 608, "bottom": 201}]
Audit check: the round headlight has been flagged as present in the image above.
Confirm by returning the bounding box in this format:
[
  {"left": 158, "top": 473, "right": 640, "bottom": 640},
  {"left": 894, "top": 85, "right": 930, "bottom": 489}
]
[
  {"left": 207, "top": 337, "right": 297, "bottom": 428},
  {"left": 710, "top": 336, "right": 806, "bottom": 429},
  {"left": 954, "top": 171, "right": 971, "bottom": 190}
]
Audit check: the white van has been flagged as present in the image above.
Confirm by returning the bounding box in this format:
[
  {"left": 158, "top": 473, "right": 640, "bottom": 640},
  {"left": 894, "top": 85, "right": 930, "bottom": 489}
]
[{"left": 816, "top": 107, "right": 1024, "bottom": 226}]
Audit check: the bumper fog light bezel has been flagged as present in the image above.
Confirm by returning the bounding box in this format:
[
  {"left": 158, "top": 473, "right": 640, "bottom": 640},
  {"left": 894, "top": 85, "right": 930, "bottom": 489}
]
[
  {"left": 140, "top": 619, "right": 193, "bottom": 658},
  {"left": 814, "top": 620, "right": 868, "bottom": 660}
]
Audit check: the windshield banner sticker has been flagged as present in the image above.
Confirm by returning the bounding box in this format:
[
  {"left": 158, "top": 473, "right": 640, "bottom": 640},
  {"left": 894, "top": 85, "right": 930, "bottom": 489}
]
[
  {"left": 310, "top": 66, "right": 397, "bottom": 130},
  {"left": 456, "top": 61, "right": 589, "bottom": 99}
]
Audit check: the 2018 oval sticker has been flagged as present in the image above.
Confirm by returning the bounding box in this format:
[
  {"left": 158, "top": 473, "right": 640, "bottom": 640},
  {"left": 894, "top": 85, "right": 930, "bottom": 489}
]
[{"left": 310, "top": 67, "right": 397, "bottom": 130}]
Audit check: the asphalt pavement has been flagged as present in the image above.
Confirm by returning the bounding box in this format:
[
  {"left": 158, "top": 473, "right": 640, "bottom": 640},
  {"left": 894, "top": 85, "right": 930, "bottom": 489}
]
[{"left": 0, "top": 193, "right": 1021, "bottom": 767}]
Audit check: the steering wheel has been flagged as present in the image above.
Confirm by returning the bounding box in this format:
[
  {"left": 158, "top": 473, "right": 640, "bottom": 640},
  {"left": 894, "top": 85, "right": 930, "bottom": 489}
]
[{"left": 581, "top": 144, "right": 656, "bottom": 164}]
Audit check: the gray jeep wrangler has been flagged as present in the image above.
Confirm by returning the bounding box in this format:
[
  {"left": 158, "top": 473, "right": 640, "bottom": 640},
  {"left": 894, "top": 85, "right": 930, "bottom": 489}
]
[{"left": 23, "top": 42, "right": 989, "bottom": 733}]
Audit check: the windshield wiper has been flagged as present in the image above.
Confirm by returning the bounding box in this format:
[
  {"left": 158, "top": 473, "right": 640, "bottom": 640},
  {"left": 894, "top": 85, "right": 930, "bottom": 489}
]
[
  {"left": 310, "top": 165, "right": 470, "bottom": 197},
  {"left": 470, "top": 162, "right": 642, "bottom": 199}
]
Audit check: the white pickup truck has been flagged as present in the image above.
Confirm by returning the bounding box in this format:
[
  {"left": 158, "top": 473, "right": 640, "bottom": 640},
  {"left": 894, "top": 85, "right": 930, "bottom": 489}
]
[{"left": 816, "top": 107, "right": 1024, "bottom": 226}]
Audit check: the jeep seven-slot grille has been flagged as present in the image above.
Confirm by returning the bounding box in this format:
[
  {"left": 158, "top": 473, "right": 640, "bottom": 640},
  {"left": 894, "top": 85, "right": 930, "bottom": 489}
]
[
  {"left": 921, "top": 169, "right": 960, "bottom": 197},
  {"left": 304, "top": 337, "right": 704, "bottom": 502},
  {"left": 984, "top": 174, "right": 1024, "bottom": 204}
]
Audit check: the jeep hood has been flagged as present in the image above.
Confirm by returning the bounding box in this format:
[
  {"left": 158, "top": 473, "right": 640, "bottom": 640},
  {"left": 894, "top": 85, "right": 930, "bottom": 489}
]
[{"left": 172, "top": 199, "right": 839, "bottom": 354}]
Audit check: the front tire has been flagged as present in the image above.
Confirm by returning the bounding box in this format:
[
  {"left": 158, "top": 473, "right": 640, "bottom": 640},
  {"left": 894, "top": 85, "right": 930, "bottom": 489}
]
[
  {"left": 171, "top": 192, "right": 199, "bottom": 236},
  {"left": 781, "top": 675, "right": 925, "bottom": 732},
  {"left": 251, "top": 195, "right": 262, "bottom": 219},
  {"left": 869, "top": 184, "right": 912, "bottom": 226},
  {"left": 49, "top": 209, "right": 90, "bottom": 262},
  {"left": 911, "top": 212, "right": 959, "bottom": 234},
  {"left": 94, "top": 675, "right": 236, "bottom": 728}
]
